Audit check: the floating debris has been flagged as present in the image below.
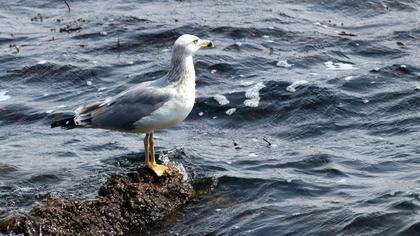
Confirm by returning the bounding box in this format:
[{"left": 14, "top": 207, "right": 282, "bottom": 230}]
[
  {"left": 396, "top": 41, "right": 408, "bottom": 49},
  {"left": 338, "top": 31, "right": 357, "bottom": 37},
  {"left": 59, "top": 25, "right": 82, "bottom": 33},
  {"left": 30, "top": 13, "right": 46, "bottom": 22},
  {"left": 232, "top": 140, "right": 241, "bottom": 150},
  {"left": 64, "top": 0, "right": 71, "bottom": 12},
  {"left": 9, "top": 44, "right": 19, "bottom": 53},
  {"left": 262, "top": 137, "right": 272, "bottom": 147}
]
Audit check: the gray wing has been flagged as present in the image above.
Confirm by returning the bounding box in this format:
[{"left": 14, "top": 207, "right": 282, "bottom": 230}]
[{"left": 75, "top": 84, "right": 170, "bottom": 131}]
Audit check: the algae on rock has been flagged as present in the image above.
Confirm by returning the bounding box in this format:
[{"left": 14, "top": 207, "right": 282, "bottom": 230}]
[{"left": 0, "top": 165, "right": 194, "bottom": 235}]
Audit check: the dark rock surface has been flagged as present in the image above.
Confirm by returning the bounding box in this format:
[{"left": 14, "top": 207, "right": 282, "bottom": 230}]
[{"left": 0, "top": 165, "right": 194, "bottom": 235}]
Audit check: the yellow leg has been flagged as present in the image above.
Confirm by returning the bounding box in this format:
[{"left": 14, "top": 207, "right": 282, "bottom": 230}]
[
  {"left": 149, "top": 133, "right": 156, "bottom": 165},
  {"left": 144, "top": 133, "right": 150, "bottom": 166},
  {"left": 145, "top": 132, "right": 168, "bottom": 176}
]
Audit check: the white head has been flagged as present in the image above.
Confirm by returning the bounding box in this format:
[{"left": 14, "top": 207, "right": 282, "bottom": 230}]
[{"left": 172, "top": 34, "right": 214, "bottom": 56}]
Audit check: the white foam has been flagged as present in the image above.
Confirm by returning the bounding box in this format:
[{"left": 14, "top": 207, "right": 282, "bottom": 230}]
[
  {"left": 286, "top": 80, "right": 308, "bottom": 92},
  {"left": 314, "top": 22, "right": 328, "bottom": 28},
  {"left": 324, "top": 61, "right": 355, "bottom": 71},
  {"left": 37, "top": 60, "right": 47, "bottom": 64},
  {"left": 211, "top": 69, "right": 217, "bottom": 74},
  {"left": 276, "top": 60, "right": 293, "bottom": 68},
  {"left": 235, "top": 42, "right": 242, "bottom": 47},
  {"left": 240, "top": 80, "right": 254, "bottom": 86},
  {"left": 225, "top": 108, "right": 236, "bottom": 116},
  {"left": 344, "top": 76, "right": 354, "bottom": 81},
  {"left": 0, "top": 90, "right": 11, "bottom": 102},
  {"left": 213, "top": 94, "right": 230, "bottom": 106},
  {"left": 46, "top": 109, "right": 54, "bottom": 114},
  {"left": 86, "top": 80, "right": 93, "bottom": 86},
  {"left": 198, "top": 112, "right": 204, "bottom": 116},
  {"left": 159, "top": 151, "right": 188, "bottom": 181},
  {"left": 337, "top": 178, "right": 347, "bottom": 184},
  {"left": 100, "top": 31, "right": 108, "bottom": 36},
  {"left": 244, "top": 82, "right": 265, "bottom": 107}
]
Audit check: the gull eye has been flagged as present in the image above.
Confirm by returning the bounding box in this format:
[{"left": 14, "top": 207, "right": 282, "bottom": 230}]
[{"left": 193, "top": 39, "right": 198, "bottom": 44}]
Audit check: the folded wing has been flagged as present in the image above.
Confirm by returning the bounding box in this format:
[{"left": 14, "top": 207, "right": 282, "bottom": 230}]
[{"left": 75, "top": 85, "right": 170, "bottom": 131}]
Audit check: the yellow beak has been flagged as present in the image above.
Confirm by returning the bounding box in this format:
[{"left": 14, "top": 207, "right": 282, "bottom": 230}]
[{"left": 199, "top": 39, "right": 214, "bottom": 48}]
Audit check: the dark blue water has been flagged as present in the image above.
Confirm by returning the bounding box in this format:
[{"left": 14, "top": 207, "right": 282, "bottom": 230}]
[{"left": 1, "top": 0, "right": 420, "bottom": 235}]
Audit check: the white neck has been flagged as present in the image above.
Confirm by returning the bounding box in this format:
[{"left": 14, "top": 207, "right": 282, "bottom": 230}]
[{"left": 168, "top": 53, "right": 195, "bottom": 81}]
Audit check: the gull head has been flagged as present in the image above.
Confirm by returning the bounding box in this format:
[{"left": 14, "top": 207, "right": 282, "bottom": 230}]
[{"left": 172, "top": 34, "right": 214, "bottom": 56}]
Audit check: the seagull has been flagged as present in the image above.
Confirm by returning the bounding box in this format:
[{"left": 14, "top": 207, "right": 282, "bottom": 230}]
[{"left": 51, "top": 34, "right": 214, "bottom": 176}]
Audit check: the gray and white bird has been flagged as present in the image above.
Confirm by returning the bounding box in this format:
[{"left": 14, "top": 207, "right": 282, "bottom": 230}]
[{"left": 51, "top": 34, "right": 214, "bottom": 176}]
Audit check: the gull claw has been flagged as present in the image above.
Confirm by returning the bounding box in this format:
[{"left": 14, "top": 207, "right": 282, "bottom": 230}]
[{"left": 147, "top": 164, "right": 168, "bottom": 177}]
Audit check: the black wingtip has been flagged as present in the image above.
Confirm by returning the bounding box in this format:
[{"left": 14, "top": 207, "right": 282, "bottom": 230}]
[{"left": 51, "top": 117, "right": 77, "bottom": 129}]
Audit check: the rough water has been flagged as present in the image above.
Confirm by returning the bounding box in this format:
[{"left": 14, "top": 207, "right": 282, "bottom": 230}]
[{"left": 1, "top": 0, "right": 420, "bottom": 235}]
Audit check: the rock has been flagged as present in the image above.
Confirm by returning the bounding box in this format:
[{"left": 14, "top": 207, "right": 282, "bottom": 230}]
[{"left": 0, "top": 165, "right": 194, "bottom": 235}]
